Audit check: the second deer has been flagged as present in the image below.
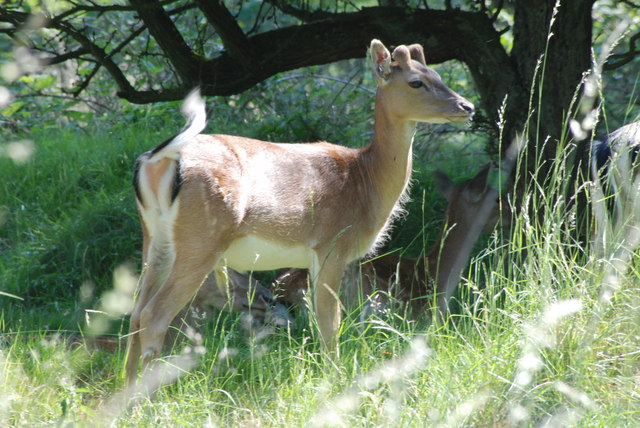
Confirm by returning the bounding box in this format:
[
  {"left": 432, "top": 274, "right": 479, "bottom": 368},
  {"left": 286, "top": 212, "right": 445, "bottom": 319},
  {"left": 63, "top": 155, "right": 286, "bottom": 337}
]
[
  {"left": 274, "top": 163, "right": 510, "bottom": 316},
  {"left": 178, "top": 268, "right": 291, "bottom": 328},
  {"left": 126, "top": 39, "right": 474, "bottom": 383},
  {"left": 592, "top": 120, "right": 640, "bottom": 256}
]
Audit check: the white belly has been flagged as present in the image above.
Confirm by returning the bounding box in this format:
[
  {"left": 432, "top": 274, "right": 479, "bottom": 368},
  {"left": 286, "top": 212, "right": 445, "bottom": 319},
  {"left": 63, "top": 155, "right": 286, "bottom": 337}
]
[{"left": 222, "top": 234, "right": 314, "bottom": 272}]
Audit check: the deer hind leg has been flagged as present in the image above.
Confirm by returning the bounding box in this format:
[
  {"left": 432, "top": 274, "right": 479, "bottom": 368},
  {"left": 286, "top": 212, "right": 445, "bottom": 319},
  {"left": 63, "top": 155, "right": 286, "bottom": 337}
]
[
  {"left": 136, "top": 245, "right": 222, "bottom": 374},
  {"left": 311, "top": 253, "right": 346, "bottom": 358},
  {"left": 126, "top": 215, "right": 228, "bottom": 384},
  {"left": 125, "top": 238, "right": 173, "bottom": 385}
]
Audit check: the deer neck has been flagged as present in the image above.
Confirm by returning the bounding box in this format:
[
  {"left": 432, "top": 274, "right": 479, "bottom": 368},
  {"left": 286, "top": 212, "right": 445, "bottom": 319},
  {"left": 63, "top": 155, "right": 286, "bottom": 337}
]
[
  {"left": 360, "top": 92, "right": 416, "bottom": 217},
  {"left": 427, "top": 211, "right": 486, "bottom": 300}
]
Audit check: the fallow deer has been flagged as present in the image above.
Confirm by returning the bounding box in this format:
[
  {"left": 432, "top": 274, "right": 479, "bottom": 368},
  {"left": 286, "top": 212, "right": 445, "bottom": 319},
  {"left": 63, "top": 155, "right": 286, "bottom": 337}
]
[
  {"left": 126, "top": 39, "right": 474, "bottom": 383},
  {"left": 177, "top": 269, "right": 291, "bottom": 328},
  {"left": 592, "top": 120, "right": 640, "bottom": 255},
  {"left": 273, "top": 163, "right": 510, "bottom": 316}
]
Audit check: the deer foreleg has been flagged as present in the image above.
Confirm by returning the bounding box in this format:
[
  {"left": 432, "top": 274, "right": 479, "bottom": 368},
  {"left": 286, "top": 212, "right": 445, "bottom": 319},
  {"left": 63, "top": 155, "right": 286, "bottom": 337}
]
[{"left": 311, "top": 255, "right": 346, "bottom": 358}]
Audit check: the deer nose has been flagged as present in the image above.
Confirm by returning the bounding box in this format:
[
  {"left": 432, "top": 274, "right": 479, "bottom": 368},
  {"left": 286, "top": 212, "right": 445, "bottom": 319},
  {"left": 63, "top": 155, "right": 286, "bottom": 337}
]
[{"left": 460, "top": 101, "right": 475, "bottom": 115}]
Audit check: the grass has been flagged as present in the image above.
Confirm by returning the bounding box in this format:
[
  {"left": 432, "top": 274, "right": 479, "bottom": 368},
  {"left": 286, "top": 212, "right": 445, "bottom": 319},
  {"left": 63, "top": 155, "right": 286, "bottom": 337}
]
[
  {"left": 1, "top": 67, "right": 639, "bottom": 427},
  {"left": 2, "top": 266, "right": 638, "bottom": 427},
  {"left": 0, "top": 124, "right": 147, "bottom": 329}
]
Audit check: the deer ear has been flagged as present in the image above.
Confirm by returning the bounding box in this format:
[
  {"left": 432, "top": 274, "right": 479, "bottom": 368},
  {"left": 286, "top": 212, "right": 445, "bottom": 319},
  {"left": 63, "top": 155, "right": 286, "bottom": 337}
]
[
  {"left": 434, "top": 171, "right": 455, "bottom": 201},
  {"left": 464, "top": 163, "right": 492, "bottom": 203},
  {"left": 407, "top": 44, "right": 426, "bottom": 65},
  {"left": 370, "top": 39, "right": 391, "bottom": 84},
  {"left": 391, "top": 45, "right": 412, "bottom": 69}
]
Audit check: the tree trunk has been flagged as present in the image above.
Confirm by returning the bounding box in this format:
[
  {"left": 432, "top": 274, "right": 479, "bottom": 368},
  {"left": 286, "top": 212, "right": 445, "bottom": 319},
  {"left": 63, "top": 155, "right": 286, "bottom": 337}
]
[
  {"left": 506, "top": 0, "right": 595, "bottom": 237},
  {"left": 510, "top": 0, "right": 594, "bottom": 165}
]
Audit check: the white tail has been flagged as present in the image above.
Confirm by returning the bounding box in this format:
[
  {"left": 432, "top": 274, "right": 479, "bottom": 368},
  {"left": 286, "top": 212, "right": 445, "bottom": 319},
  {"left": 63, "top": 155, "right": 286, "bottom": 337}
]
[
  {"left": 148, "top": 89, "right": 207, "bottom": 162},
  {"left": 125, "top": 39, "right": 474, "bottom": 384},
  {"left": 273, "top": 164, "right": 510, "bottom": 315}
]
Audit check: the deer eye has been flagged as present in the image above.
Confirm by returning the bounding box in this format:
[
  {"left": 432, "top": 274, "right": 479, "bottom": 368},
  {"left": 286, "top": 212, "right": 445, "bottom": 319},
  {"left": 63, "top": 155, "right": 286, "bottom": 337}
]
[{"left": 408, "top": 80, "right": 423, "bottom": 89}]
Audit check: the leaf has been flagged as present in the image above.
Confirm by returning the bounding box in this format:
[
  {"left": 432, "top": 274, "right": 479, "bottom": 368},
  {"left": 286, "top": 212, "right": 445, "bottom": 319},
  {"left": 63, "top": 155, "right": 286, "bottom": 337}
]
[
  {"left": 33, "top": 75, "right": 56, "bottom": 90},
  {"left": 1, "top": 101, "right": 26, "bottom": 117}
]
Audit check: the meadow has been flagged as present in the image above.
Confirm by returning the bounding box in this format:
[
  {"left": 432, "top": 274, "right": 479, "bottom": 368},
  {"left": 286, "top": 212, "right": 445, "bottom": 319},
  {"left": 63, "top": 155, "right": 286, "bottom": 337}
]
[{"left": 1, "top": 56, "right": 640, "bottom": 427}]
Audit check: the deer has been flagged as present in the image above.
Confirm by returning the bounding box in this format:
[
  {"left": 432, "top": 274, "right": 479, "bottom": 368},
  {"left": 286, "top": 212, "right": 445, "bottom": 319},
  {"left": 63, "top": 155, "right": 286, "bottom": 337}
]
[
  {"left": 591, "top": 120, "right": 640, "bottom": 256},
  {"left": 126, "top": 39, "right": 474, "bottom": 384},
  {"left": 164, "top": 269, "right": 292, "bottom": 351},
  {"left": 273, "top": 163, "right": 510, "bottom": 316},
  {"left": 176, "top": 269, "right": 292, "bottom": 329}
]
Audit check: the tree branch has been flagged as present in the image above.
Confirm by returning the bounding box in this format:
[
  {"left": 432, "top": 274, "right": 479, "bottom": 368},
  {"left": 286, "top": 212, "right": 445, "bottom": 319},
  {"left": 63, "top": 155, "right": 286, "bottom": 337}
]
[
  {"left": 42, "top": 47, "right": 89, "bottom": 65},
  {"left": 604, "top": 29, "right": 640, "bottom": 71},
  {"left": 2, "top": 3, "right": 511, "bottom": 122},
  {"left": 0, "top": 6, "right": 30, "bottom": 28},
  {"left": 70, "top": 63, "right": 101, "bottom": 97},
  {"left": 52, "top": 19, "right": 137, "bottom": 97},
  {"left": 52, "top": 0, "right": 182, "bottom": 22},
  {"left": 115, "top": 7, "right": 510, "bottom": 106},
  {"left": 619, "top": 0, "right": 640, "bottom": 7},
  {"left": 14, "top": 92, "right": 112, "bottom": 112},
  {"left": 490, "top": 0, "right": 505, "bottom": 22},
  {"left": 266, "top": 0, "right": 336, "bottom": 22},
  {"left": 128, "top": 0, "right": 204, "bottom": 83},
  {"left": 194, "top": 0, "right": 258, "bottom": 70}
]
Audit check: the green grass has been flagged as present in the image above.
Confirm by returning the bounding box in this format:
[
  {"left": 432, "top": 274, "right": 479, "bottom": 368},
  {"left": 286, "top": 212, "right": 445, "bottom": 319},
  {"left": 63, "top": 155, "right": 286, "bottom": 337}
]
[
  {"left": 1, "top": 125, "right": 146, "bottom": 329},
  {"left": 1, "top": 263, "right": 638, "bottom": 427}
]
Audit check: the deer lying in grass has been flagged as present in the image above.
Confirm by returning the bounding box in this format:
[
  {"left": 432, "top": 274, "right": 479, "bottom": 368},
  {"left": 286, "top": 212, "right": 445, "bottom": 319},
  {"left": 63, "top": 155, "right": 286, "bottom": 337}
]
[
  {"left": 176, "top": 269, "right": 291, "bottom": 328},
  {"left": 126, "top": 39, "right": 474, "bottom": 383},
  {"left": 166, "top": 269, "right": 291, "bottom": 350},
  {"left": 273, "top": 163, "right": 509, "bottom": 316},
  {"left": 592, "top": 120, "right": 640, "bottom": 255}
]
